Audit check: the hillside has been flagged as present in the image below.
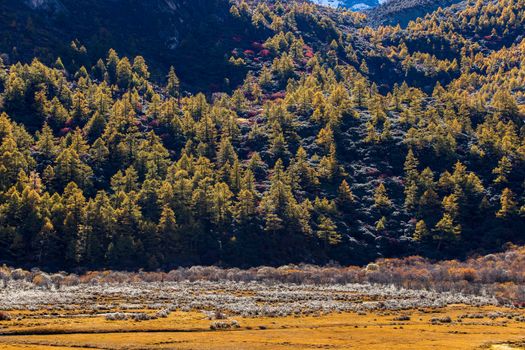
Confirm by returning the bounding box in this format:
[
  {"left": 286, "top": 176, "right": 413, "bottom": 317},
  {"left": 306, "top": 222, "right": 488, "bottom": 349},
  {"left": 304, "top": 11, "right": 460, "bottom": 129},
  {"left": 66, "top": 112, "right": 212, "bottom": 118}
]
[
  {"left": 0, "top": 0, "right": 524, "bottom": 271},
  {"left": 0, "top": 0, "right": 255, "bottom": 92},
  {"left": 364, "top": 0, "right": 463, "bottom": 27}
]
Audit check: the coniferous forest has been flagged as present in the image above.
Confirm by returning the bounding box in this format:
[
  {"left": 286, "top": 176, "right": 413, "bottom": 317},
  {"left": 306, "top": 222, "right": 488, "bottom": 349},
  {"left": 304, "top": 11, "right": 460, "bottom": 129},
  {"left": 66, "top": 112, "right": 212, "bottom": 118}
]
[{"left": 0, "top": 0, "right": 524, "bottom": 271}]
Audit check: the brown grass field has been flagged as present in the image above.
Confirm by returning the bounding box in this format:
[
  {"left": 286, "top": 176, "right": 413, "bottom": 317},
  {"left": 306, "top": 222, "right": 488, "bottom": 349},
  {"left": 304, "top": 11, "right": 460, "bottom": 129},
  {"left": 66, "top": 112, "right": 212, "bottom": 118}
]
[
  {"left": 1, "top": 249, "right": 525, "bottom": 350},
  {"left": 0, "top": 305, "right": 524, "bottom": 350}
]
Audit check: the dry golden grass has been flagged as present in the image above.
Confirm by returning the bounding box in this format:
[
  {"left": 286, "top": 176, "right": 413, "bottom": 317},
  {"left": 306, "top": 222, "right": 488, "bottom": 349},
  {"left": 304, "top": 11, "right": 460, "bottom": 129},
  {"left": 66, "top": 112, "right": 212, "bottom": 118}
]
[{"left": 0, "top": 305, "right": 524, "bottom": 349}]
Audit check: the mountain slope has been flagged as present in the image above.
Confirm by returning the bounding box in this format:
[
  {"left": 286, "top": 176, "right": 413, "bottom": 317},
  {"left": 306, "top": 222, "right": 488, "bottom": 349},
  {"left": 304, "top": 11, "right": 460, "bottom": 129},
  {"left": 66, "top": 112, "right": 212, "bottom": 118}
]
[
  {"left": 0, "top": 0, "right": 524, "bottom": 270},
  {"left": 0, "top": 0, "right": 256, "bottom": 91},
  {"left": 365, "top": 0, "right": 463, "bottom": 27}
]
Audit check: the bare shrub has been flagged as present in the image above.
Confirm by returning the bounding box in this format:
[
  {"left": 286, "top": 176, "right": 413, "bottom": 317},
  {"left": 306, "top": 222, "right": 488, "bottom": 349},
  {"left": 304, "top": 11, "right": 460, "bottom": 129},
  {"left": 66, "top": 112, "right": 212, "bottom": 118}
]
[
  {"left": 204, "top": 310, "right": 228, "bottom": 320},
  {"left": 366, "top": 263, "right": 379, "bottom": 272},
  {"left": 394, "top": 315, "right": 410, "bottom": 321},
  {"left": 0, "top": 267, "right": 11, "bottom": 288},
  {"left": 155, "top": 309, "right": 171, "bottom": 318},
  {"left": 210, "top": 320, "right": 240, "bottom": 330},
  {"left": 458, "top": 313, "right": 484, "bottom": 319},
  {"left": 431, "top": 316, "right": 452, "bottom": 324},
  {"left": 105, "top": 313, "right": 128, "bottom": 321},
  {"left": 11, "top": 269, "right": 29, "bottom": 280},
  {"left": 32, "top": 274, "right": 52, "bottom": 289},
  {"left": 132, "top": 312, "right": 153, "bottom": 321},
  {"left": 60, "top": 275, "right": 80, "bottom": 287},
  {"left": 50, "top": 274, "right": 65, "bottom": 289}
]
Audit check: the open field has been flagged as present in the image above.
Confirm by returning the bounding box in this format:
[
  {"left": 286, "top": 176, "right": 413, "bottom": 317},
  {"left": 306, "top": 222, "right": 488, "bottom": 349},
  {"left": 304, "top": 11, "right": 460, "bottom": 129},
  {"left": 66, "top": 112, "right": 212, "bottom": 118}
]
[
  {"left": 0, "top": 248, "right": 524, "bottom": 349},
  {"left": 0, "top": 279, "right": 524, "bottom": 349},
  {"left": 0, "top": 304, "right": 524, "bottom": 349}
]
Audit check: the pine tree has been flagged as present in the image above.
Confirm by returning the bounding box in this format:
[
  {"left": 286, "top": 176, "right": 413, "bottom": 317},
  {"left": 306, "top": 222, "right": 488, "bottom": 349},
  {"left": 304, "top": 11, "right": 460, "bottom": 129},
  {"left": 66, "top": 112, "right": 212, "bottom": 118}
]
[
  {"left": 375, "top": 216, "right": 387, "bottom": 232},
  {"left": 108, "top": 193, "right": 142, "bottom": 268},
  {"left": 492, "top": 89, "right": 519, "bottom": 118},
  {"left": 35, "top": 123, "right": 58, "bottom": 163},
  {"left": 318, "top": 144, "right": 340, "bottom": 181},
  {"left": 167, "top": 66, "right": 180, "bottom": 98},
  {"left": 62, "top": 182, "right": 87, "bottom": 264},
  {"left": 111, "top": 166, "right": 139, "bottom": 193},
  {"left": 289, "top": 147, "right": 318, "bottom": 190},
  {"left": 234, "top": 189, "right": 258, "bottom": 224},
  {"left": 374, "top": 183, "right": 392, "bottom": 209},
  {"left": 404, "top": 149, "right": 420, "bottom": 210},
  {"left": 270, "top": 128, "right": 289, "bottom": 160},
  {"left": 132, "top": 56, "right": 150, "bottom": 81},
  {"left": 70, "top": 91, "right": 90, "bottom": 125},
  {"left": 434, "top": 213, "right": 461, "bottom": 245},
  {"left": 84, "top": 112, "right": 106, "bottom": 142},
  {"left": 54, "top": 148, "right": 93, "bottom": 191},
  {"left": 116, "top": 57, "right": 133, "bottom": 89},
  {"left": 210, "top": 182, "right": 233, "bottom": 229},
  {"left": 32, "top": 217, "right": 59, "bottom": 265},
  {"left": 316, "top": 125, "right": 334, "bottom": 152},
  {"left": 157, "top": 205, "right": 180, "bottom": 264},
  {"left": 492, "top": 156, "right": 512, "bottom": 184},
  {"left": 93, "top": 59, "right": 107, "bottom": 81},
  {"left": 336, "top": 180, "right": 354, "bottom": 211},
  {"left": 106, "top": 49, "right": 120, "bottom": 85},
  {"left": 413, "top": 220, "right": 429, "bottom": 241},
  {"left": 496, "top": 188, "right": 518, "bottom": 218},
  {"left": 83, "top": 191, "right": 114, "bottom": 266},
  {"left": 0, "top": 136, "right": 32, "bottom": 191},
  {"left": 316, "top": 215, "right": 341, "bottom": 246}
]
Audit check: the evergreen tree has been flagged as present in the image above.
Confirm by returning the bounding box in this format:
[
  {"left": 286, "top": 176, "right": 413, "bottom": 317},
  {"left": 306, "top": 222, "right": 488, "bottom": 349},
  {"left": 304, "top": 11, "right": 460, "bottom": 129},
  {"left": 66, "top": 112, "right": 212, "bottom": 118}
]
[
  {"left": 116, "top": 57, "right": 133, "bottom": 89},
  {"left": 157, "top": 205, "right": 180, "bottom": 265},
  {"left": 316, "top": 215, "right": 341, "bottom": 246},
  {"left": 496, "top": 188, "right": 518, "bottom": 218},
  {"left": 374, "top": 183, "right": 392, "bottom": 210},
  {"left": 167, "top": 66, "right": 180, "bottom": 98}
]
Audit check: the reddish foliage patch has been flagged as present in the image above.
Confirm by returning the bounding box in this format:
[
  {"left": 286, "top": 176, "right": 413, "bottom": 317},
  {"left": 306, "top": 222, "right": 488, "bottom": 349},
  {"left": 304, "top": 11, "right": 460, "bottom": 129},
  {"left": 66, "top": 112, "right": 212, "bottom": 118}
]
[
  {"left": 259, "top": 49, "right": 271, "bottom": 57},
  {"left": 270, "top": 92, "right": 286, "bottom": 100},
  {"left": 59, "top": 127, "right": 72, "bottom": 136}
]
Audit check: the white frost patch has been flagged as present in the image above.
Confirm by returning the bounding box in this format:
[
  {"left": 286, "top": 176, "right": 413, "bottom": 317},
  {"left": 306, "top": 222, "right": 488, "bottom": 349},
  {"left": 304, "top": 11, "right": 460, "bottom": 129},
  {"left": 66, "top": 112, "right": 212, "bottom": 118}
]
[{"left": 0, "top": 281, "right": 498, "bottom": 317}]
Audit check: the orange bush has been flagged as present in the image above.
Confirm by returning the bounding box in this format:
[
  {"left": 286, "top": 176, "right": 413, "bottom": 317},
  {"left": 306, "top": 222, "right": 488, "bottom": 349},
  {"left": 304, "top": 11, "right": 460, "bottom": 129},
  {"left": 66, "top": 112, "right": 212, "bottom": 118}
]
[{"left": 447, "top": 268, "right": 478, "bottom": 282}]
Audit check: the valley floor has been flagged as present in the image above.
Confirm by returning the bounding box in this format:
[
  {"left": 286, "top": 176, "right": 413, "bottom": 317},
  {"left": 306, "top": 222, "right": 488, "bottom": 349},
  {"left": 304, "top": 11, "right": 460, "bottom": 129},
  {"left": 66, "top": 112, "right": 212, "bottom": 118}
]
[
  {"left": 0, "top": 278, "right": 524, "bottom": 350},
  {"left": 0, "top": 306, "right": 524, "bottom": 349}
]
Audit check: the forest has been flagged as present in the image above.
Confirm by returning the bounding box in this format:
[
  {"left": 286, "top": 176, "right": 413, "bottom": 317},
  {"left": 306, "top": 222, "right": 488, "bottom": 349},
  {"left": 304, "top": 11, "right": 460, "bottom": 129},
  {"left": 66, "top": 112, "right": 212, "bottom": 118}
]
[{"left": 0, "top": 0, "right": 524, "bottom": 271}]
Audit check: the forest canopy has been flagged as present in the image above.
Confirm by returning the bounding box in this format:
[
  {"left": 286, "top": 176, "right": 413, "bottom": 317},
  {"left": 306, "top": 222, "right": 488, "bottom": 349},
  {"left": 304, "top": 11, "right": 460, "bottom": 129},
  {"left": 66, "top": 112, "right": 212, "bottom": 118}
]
[{"left": 0, "top": 0, "right": 524, "bottom": 270}]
